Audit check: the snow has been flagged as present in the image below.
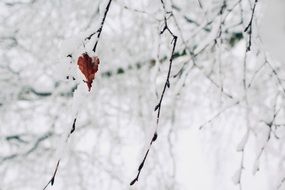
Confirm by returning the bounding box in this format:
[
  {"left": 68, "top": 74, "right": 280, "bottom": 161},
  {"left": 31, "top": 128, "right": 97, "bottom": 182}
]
[
  {"left": 259, "top": 0, "right": 285, "bottom": 62},
  {"left": 1, "top": 0, "right": 285, "bottom": 190},
  {"left": 236, "top": 130, "right": 249, "bottom": 152},
  {"left": 232, "top": 168, "right": 241, "bottom": 185}
]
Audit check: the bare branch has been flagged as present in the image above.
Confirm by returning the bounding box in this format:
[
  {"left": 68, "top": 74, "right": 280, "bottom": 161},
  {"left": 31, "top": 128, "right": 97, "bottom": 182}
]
[
  {"left": 92, "top": 0, "right": 113, "bottom": 53},
  {"left": 244, "top": 0, "right": 258, "bottom": 51},
  {"left": 130, "top": 0, "right": 178, "bottom": 185}
]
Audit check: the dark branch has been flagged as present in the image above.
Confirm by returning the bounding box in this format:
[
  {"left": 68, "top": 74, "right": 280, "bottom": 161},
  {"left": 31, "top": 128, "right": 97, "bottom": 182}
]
[
  {"left": 43, "top": 117, "right": 77, "bottom": 189},
  {"left": 41, "top": 3, "right": 114, "bottom": 187},
  {"left": 92, "top": 0, "right": 113, "bottom": 53},
  {"left": 43, "top": 160, "right": 60, "bottom": 190},
  {"left": 70, "top": 118, "right": 77, "bottom": 134},
  {"left": 130, "top": 0, "right": 178, "bottom": 185},
  {"left": 244, "top": 0, "right": 258, "bottom": 51}
]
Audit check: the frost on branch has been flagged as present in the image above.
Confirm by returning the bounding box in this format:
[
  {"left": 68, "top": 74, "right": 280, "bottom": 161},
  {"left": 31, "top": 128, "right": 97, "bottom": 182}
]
[
  {"left": 236, "top": 130, "right": 249, "bottom": 152},
  {"left": 232, "top": 168, "right": 241, "bottom": 185},
  {"left": 77, "top": 53, "right": 100, "bottom": 91}
]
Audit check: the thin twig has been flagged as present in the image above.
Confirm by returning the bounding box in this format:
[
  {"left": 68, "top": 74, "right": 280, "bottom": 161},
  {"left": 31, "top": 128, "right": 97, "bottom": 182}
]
[
  {"left": 130, "top": 0, "right": 178, "bottom": 185},
  {"left": 199, "top": 101, "right": 240, "bottom": 130},
  {"left": 244, "top": 0, "right": 258, "bottom": 51},
  {"left": 42, "top": 118, "right": 77, "bottom": 189},
  {"left": 43, "top": 0, "right": 114, "bottom": 188},
  {"left": 253, "top": 98, "right": 281, "bottom": 175},
  {"left": 92, "top": 0, "right": 113, "bottom": 53},
  {"left": 43, "top": 160, "right": 60, "bottom": 190}
]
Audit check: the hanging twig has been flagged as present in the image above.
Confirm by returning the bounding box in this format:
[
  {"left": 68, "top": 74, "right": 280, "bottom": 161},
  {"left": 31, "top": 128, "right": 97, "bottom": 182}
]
[
  {"left": 92, "top": 0, "right": 113, "bottom": 53},
  {"left": 42, "top": 0, "right": 113, "bottom": 188},
  {"left": 42, "top": 118, "right": 77, "bottom": 190},
  {"left": 130, "top": 0, "right": 178, "bottom": 185},
  {"left": 84, "top": 0, "right": 112, "bottom": 52},
  {"left": 43, "top": 160, "right": 60, "bottom": 190},
  {"left": 244, "top": 0, "right": 258, "bottom": 51}
]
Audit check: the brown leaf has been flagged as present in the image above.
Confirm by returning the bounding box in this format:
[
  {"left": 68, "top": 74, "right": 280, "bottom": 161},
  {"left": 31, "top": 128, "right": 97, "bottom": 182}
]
[{"left": 77, "top": 53, "right": 100, "bottom": 91}]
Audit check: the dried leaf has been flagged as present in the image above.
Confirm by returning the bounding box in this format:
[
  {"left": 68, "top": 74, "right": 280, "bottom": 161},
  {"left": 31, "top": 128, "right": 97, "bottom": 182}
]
[{"left": 77, "top": 53, "right": 100, "bottom": 91}]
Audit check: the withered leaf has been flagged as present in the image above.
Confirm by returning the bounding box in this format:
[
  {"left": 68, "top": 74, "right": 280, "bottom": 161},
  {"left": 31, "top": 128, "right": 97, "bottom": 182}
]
[{"left": 77, "top": 53, "right": 100, "bottom": 91}]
